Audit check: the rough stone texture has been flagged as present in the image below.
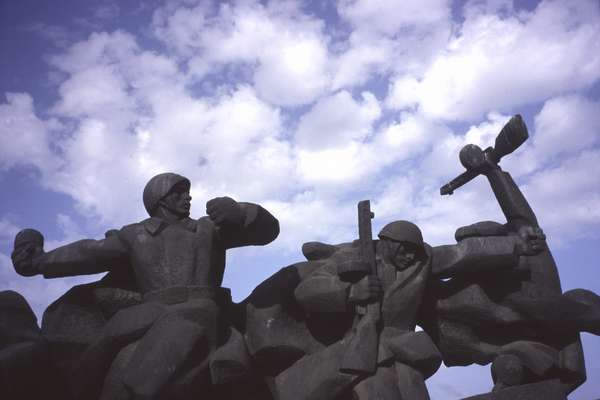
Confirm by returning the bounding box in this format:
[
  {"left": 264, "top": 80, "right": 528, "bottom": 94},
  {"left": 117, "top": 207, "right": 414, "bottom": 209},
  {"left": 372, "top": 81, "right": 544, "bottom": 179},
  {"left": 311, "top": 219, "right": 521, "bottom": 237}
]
[
  {"left": 241, "top": 261, "right": 329, "bottom": 375},
  {"left": 42, "top": 268, "right": 140, "bottom": 390},
  {"left": 463, "top": 379, "right": 566, "bottom": 400},
  {"left": 0, "top": 291, "right": 62, "bottom": 399}
]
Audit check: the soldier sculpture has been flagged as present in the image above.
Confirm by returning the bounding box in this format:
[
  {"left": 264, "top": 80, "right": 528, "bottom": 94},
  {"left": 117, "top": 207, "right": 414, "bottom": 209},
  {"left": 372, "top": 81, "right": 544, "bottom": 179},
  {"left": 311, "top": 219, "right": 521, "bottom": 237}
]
[
  {"left": 239, "top": 115, "right": 600, "bottom": 400},
  {"left": 10, "top": 172, "right": 279, "bottom": 399}
]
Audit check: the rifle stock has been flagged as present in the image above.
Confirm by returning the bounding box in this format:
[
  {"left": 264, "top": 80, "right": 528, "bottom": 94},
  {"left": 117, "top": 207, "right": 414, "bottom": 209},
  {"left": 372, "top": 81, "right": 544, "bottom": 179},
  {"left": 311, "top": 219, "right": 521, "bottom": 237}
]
[{"left": 340, "top": 200, "right": 380, "bottom": 375}]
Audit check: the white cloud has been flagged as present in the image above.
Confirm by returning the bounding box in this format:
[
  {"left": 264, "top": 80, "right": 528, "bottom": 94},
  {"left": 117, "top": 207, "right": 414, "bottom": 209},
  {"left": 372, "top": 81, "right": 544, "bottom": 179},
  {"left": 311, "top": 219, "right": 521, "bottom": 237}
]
[
  {"left": 387, "top": 0, "right": 600, "bottom": 120},
  {"left": 386, "top": 75, "right": 421, "bottom": 109},
  {"left": 372, "top": 149, "right": 505, "bottom": 246},
  {"left": 3, "top": 1, "right": 598, "bottom": 253},
  {"left": 373, "top": 111, "right": 445, "bottom": 167},
  {"left": 338, "top": 0, "right": 451, "bottom": 36},
  {"left": 296, "top": 142, "right": 366, "bottom": 186},
  {"left": 0, "top": 93, "right": 57, "bottom": 172},
  {"left": 253, "top": 34, "right": 330, "bottom": 106},
  {"left": 294, "top": 103, "right": 448, "bottom": 189},
  {"left": 0, "top": 218, "right": 20, "bottom": 245},
  {"left": 49, "top": 83, "right": 288, "bottom": 224},
  {"left": 521, "top": 150, "right": 600, "bottom": 243},
  {"left": 330, "top": 34, "right": 395, "bottom": 90},
  {"left": 531, "top": 95, "right": 600, "bottom": 162},
  {"left": 265, "top": 193, "right": 358, "bottom": 251},
  {"left": 332, "top": 0, "right": 452, "bottom": 90},
  {"left": 51, "top": 31, "right": 138, "bottom": 75},
  {"left": 295, "top": 90, "right": 381, "bottom": 149},
  {"left": 500, "top": 94, "right": 600, "bottom": 180},
  {"left": 152, "top": 1, "right": 331, "bottom": 106},
  {"left": 3, "top": 28, "right": 289, "bottom": 226},
  {"left": 151, "top": 2, "right": 211, "bottom": 58},
  {"left": 54, "top": 66, "right": 133, "bottom": 118}
]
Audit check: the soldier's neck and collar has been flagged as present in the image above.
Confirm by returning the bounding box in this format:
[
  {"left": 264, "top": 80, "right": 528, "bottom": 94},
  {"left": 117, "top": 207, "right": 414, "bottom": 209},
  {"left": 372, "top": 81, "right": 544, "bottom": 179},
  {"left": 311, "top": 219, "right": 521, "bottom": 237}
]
[
  {"left": 141, "top": 204, "right": 198, "bottom": 236},
  {"left": 142, "top": 216, "right": 197, "bottom": 236}
]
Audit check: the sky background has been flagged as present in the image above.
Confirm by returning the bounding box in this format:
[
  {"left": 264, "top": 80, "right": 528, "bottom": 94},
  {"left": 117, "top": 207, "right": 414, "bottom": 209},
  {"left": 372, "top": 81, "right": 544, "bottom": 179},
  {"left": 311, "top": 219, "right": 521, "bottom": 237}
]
[{"left": 1, "top": 0, "right": 599, "bottom": 398}]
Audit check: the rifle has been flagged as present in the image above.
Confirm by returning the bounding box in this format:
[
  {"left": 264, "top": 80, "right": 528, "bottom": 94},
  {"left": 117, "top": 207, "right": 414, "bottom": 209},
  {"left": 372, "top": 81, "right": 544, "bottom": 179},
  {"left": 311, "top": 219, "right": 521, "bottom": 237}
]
[
  {"left": 440, "top": 114, "right": 529, "bottom": 195},
  {"left": 340, "top": 200, "right": 380, "bottom": 375}
]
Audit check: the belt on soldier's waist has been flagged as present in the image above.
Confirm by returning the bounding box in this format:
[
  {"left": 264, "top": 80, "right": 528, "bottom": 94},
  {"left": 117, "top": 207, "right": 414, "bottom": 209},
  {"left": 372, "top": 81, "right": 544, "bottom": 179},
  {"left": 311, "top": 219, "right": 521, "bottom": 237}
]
[{"left": 143, "top": 286, "right": 232, "bottom": 306}]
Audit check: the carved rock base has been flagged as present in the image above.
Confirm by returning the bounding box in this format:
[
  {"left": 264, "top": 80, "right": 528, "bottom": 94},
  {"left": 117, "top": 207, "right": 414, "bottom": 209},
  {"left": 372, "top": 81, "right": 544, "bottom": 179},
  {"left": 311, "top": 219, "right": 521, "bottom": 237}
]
[{"left": 463, "top": 379, "right": 566, "bottom": 400}]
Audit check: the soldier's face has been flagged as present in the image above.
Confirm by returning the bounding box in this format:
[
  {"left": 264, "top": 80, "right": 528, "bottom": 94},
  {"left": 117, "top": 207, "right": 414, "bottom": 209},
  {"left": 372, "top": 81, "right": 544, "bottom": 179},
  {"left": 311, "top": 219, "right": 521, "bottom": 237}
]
[
  {"left": 161, "top": 182, "right": 192, "bottom": 217},
  {"left": 383, "top": 240, "right": 419, "bottom": 270}
]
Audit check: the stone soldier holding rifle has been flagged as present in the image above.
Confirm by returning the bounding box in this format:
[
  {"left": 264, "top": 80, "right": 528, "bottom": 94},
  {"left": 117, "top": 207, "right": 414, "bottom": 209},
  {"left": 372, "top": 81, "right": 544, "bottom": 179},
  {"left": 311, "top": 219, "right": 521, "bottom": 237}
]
[
  {"left": 290, "top": 214, "right": 544, "bottom": 400},
  {"left": 281, "top": 116, "right": 548, "bottom": 400}
]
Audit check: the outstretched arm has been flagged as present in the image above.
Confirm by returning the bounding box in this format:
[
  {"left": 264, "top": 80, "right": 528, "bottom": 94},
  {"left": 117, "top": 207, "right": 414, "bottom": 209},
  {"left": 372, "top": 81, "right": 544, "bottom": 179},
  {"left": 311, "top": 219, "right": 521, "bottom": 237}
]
[
  {"left": 431, "top": 237, "right": 519, "bottom": 278},
  {"left": 12, "top": 231, "right": 129, "bottom": 278}
]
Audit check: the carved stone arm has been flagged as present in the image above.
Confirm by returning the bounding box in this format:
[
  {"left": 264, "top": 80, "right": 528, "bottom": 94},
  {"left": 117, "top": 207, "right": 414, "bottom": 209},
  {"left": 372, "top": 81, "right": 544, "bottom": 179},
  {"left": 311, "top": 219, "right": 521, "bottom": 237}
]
[
  {"left": 431, "top": 236, "right": 519, "bottom": 279},
  {"left": 485, "top": 167, "right": 538, "bottom": 231},
  {"left": 40, "top": 235, "right": 129, "bottom": 278},
  {"left": 217, "top": 202, "right": 280, "bottom": 249}
]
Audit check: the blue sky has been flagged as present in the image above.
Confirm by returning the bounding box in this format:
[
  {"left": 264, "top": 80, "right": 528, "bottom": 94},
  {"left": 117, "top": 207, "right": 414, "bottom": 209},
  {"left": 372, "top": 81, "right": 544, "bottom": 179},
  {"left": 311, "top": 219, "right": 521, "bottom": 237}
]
[{"left": 1, "top": 0, "right": 599, "bottom": 398}]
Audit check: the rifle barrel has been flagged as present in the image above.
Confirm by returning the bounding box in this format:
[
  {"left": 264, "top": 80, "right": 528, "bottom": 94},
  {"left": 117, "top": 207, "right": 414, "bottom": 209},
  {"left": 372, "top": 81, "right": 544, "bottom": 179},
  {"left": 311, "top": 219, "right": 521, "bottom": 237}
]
[{"left": 440, "top": 170, "right": 479, "bottom": 195}]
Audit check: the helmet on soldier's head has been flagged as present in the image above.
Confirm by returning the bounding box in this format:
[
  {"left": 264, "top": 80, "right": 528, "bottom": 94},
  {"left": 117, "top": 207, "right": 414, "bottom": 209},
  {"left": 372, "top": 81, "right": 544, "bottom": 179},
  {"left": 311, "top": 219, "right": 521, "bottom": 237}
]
[
  {"left": 143, "top": 173, "right": 191, "bottom": 216},
  {"left": 378, "top": 220, "right": 424, "bottom": 249}
]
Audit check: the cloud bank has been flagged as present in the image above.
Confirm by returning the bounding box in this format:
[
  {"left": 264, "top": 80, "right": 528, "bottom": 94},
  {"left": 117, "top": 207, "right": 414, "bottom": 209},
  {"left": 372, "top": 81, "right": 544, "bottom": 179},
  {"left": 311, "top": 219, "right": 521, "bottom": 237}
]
[
  {"left": 1, "top": 0, "right": 599, "bottom": 307},
  {"left": 2, "top": 0, "right": 599, "bottom": 252}
]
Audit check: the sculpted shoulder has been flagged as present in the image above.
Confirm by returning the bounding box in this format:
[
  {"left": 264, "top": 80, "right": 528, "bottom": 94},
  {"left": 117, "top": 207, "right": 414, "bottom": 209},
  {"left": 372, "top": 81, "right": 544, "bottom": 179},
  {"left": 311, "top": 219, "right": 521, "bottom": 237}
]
[
  {"left": 116, "top": 219, "right": 157, "bottom": 245},
  {"left": 196, "top": 215, "right": 216, "bottom": 230}
]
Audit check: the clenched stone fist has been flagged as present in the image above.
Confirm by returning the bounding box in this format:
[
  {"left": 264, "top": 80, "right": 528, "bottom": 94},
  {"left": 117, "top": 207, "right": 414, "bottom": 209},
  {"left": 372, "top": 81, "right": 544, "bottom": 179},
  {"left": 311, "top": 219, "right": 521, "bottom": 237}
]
[
  {"left": 11, "top": 229, "right": 45, "bottom": 277},
  {"left": 206, "top": 197, "right": 245, "bottom": 226}
]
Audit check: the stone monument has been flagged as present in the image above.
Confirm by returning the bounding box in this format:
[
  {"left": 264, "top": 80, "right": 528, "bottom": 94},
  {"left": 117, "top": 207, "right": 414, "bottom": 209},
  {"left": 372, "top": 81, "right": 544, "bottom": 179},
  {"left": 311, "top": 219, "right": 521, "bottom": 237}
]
[{"left": 2, "top": 116, "right": 600, "bottom": 399}]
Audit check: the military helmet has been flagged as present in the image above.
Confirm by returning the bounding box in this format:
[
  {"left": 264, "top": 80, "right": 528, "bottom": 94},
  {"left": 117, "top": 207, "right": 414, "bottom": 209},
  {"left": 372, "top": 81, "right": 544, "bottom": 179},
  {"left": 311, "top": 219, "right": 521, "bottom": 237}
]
[
  {"left": 143, "top": 173, "right": 190, "bottom": 216},
  {"left": 378, "top": 220, "right": 424, "bottom": 249}
]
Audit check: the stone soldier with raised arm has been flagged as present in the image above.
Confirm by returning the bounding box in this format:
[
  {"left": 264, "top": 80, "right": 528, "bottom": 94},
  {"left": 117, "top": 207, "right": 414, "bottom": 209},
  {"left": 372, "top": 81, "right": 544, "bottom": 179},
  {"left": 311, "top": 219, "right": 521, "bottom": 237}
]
[
  {"left": 11, "top": 172, "right": 279, "bottom": 400},
  {"left": 426, "top": 116, "right": 600, "bottom": 395},
  {"left": 281, "top": 215, "right": 543, "bottom": 400},
  {"left": 269, "top": 117, "right": 552, "bottom": 400}
]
